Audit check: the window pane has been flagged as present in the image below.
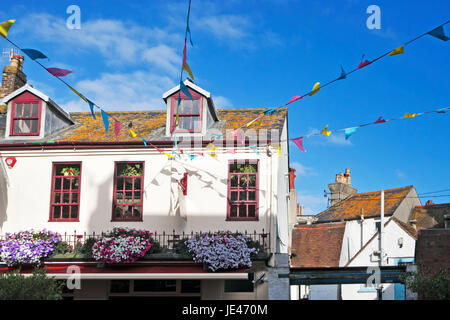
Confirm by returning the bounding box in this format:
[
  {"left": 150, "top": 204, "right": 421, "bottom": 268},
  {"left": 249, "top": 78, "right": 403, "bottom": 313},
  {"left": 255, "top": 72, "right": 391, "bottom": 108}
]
[
  {"left": 116, "top": 177, "right": 124, "bottom": 190},
  {"left": 31, "top": 103, "right": 39, "bottom": 117},
  {"left": 239, "top": 176, "right": 247, "bottom": 187},
  {"left": 191, "top": 100, "right": 199, "bottom": 113},
  {"left": 63, "top": 178, "right": 71, "bottom": 190},
  {"left": 134, "top": 177, "right": 141, "bottom": 190},
  {"left": 125, "top": 192, "right": 132, "bottom": 204},
  {"left": 224, "top": 280, "right": 254, "bottom": 293},
  {"left": 55, "top": 178, "right": 62, "bottom": 190},
  {"left": 248, "top": 205, "right": 256, "bottom": 217},
  {"left": 134, "top": 280, "right": 176, "bottom": 292},
  {"left": 30, "top": 120, "right": 38, "bottom": 133},
  {"left": 230, "top": 191, "right": 237, "bottom": 201},
  {"left": 71, "top": 192, "right": 78, "bottom": 204},
  {"left": 123, "top": 206, "right": 133, "bottom": 218},
  {"left": 180, "top": 100, "right": 190, "bottom": 114},
  {"left": 239, "top": 191, "right": 247, "bottom": 201},
  {"left": 248, "top": 191, "right": 256, "bottom": 201},
  {"left": 230, "top": 205, "right": 238, "bottom": 217},
  {"left": 54, "top": 193, "right": 61, "bottom": 203},
  {"left": 134, "top": 191, "right": 141, "bottom": 204},
  {"left": 23, "top": 103, "right": 31, "bottom": 117},
  {"left": 132, "top": 206, "right": 141, "bottom": 218},
  {"left": 116, "top": 192, "right": 124, "bottom": 204},
  {"left": 14, "top": 104, "right": 22, "bottom": 117},
  {"left": 71, "top": 206, "right": 78, "bottom": 219},
  {"left": 53, "top": 206, "right": 61, "bottom": 219},
  {"left": 181, "top": 280, "right": 201, "bottom": 293},
  {"left": 248, "top": 175, "right": 256, "bottom": 187},
  {"left": 114, "top": 206, "right": 123, "bottom": 218},
  {"left": 191, "top": 116, "right": 200, "bottom": 130},
  {"left": 71, "top": 178, "right": 79, "bottom": 190},
  {"left": 62, "top": 206, "right": 70, "bottom": 218},
  {"left": 125, "top": 179, "right": 133, "bottom": 190},
  {"left": 62, "top": 193, "right": 71, "bottom": 203},
  {"left": 239, "top": 204, "right": 247, "bottom": 217},
  {"left": 230, "top": 175, "right": 238, "bottom": 187}
]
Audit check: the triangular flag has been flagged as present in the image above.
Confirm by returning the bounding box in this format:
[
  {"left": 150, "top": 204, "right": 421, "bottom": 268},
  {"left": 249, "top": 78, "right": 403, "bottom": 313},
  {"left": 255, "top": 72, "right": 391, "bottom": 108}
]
[
  {"left": 374, "top": 116, "right": 387, "bottom": 124},
  {"left": 163, "top": 152, "right": 172, "bottom": 158},
  {"left": 210, "top": 153, "right": 219, "bottom": 161},
  {"left": 179, "top": 81, "right": 193, "bottom": 100},
  {"left": 187, "top": 25, "right": 194, "bottom": 46},
  {"left": 344, "top": 127, "right": 358, "bottom": 140},
  {"left": 21, "top": 48, "right": 47, "bottom": 60},
  {"left": 46, "top": 67, "right": 72, "bottom": 77},
  {"left": 140, "top": 137, "right": 147, "bottom": 146},
  {"left": 264, "top": 108, "right": 275, "bottom": 115},
  {"left": 101, "top": 110, "right": 109, "bottom": 133},
  {"left": 403, "top": 113, "right": 417, "bottom": 118},
  {"left": 292, "top": 137, "right": 306, "bottom": 152},
  {"left": 87, "top": 99, "right": 96, "bottom": 120},
  {"left": 308, "top": 82, "right": 321, "bottom": 96},
  {"left": 233, "top": 128, "right": 245, "bottom": 145},
  {"left": 182, "top": 39, "right": 187, "bottom": 66},
  {"left": 428, "top": 25, "right": 449, "bottom": 41},
  {"left": 358, "top": 55, "right": 372, "bottom": 69},
  {"left": 188, "top": 154, "right": 198, "bottom": 160},
  {"left": 249, "top": 145, "right": 259, "bottom": 155},
  {"left": 337, "top": 65, "right": 347, "bottom": 80},
  {"left": 286, "top": 95, "right": 303, "bottom": 105},
  {"left": 271, "top": 142, "right": 281, "bottom": 157},
  {"left": 436, "top": 107, "right": 450, "bottom": 114},
  {"left": 66, "top": 84, "right": 87, "bottom": 102},
  {"left": 129, "top": 129, "right": 137, "bottom": 138},
  {"left": 182, "top": 62, "right": 194, "bottom": 80},
  {"left": 114, "top": 120, "right": 122, "bottom": 138},
  {"left": 320, "top": 125, "right": 331, "bottom": 136},
  {"left": 246, "top": 119, "right": 261, "bottom": 127},
  {"left": 0, "top": 20, "right": 15, "bottom": 39},
  {"left": 226, "top": 148, "right": 237, "bottom": 154},
  {"left": 388, "top": 45, "right": 405, "bottom": 56},
  {"left": 206, "top": 143, "right": 216, "bottom": 152}
]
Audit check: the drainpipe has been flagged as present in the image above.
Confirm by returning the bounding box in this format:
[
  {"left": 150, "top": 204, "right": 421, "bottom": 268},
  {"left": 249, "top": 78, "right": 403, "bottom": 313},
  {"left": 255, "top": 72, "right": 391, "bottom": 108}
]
[{"left": 378, "top": 190, "right": 385, "bottom": 300}]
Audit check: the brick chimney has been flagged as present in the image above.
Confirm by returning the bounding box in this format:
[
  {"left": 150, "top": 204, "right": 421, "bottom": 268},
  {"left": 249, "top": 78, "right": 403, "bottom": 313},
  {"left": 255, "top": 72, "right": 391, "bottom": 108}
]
[
  {"left": 328, "top": 168, "right": 357, "bottom": 206},
  {"left": 0, "top": 54, "right": 27, "bottom": 98}
]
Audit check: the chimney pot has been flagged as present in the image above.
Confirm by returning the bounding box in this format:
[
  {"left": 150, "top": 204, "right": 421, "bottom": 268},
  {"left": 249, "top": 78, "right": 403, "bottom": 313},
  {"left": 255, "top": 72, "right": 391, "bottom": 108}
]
[{"left": 0, "top": 55, "right": 27, "bottom": 98}]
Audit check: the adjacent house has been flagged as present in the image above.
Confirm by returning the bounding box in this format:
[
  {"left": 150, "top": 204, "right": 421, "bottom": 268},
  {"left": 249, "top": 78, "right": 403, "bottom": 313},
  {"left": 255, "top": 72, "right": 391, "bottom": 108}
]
[
  {"left": 0, "top": 55, "right": 292, "bottom": 300},
  {"left": 290, "top": 169, "right": 420, "bottom": 300}
]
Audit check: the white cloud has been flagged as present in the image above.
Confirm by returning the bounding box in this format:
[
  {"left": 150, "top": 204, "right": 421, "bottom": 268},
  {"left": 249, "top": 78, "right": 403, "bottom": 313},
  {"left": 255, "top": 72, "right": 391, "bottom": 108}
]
[
  {"left": 291, "top": 161, "right": 316, "bottom": 177},
  {"left": 395, "top": 170, "right": 406, "bottom": 179},
  {"left": 195, "top": 15, "right": 250, "bottom": 40},
  {"left": 296, "top": 191, "right": 328, "bottom": 216},
  {"left": 213, "top": 96, "right": 233, "bottom": 108}
]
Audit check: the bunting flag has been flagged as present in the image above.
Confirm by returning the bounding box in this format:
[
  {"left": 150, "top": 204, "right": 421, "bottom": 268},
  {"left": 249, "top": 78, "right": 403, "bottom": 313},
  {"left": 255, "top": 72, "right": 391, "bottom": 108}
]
[
  {"left": 358, "top": 55, "right": 372, "bottom": 69},
  {"left": 389, "top": 45, "right": 405, "bottom": 56},
  {"left": 308, "top": 82, "right": 321, "bottom": 96},
  {"left": 114, "top": 120, "right": 122, "bottom": 138},
  {"left": 46, "top": 67, "right": 72, "bottom": 77},
  {"left": 140, "top": 137, "right": 147, "bottom": 146},
  {"left": 129, "top": 129, "right": 137, "bottom": 138},
  {"left": 21, "top": 48, "right": 47, "bottom": 60},
  {"left": 226, "top": 148, "right": 237, "bottom": 154},
  {"left": 344, "top": 127, "right": 358, "bottom": 140},
  {"left": 182, "top": 62, "right": 194, "bottom": 80},
  {"left": 271, "top": 142, "right": 281, "bottom": 157},
  {"left": 337, "top": 65, "right": 347, "bottom": 80},
  {"left": 182, "top": 39, "right": 187, "bottom": 66},
  {"left": 0, "top": 20, "right": 15, "bottom": 39},
  {"left": 210, "top": 153, "right": 219, "bottom": 161},
  {"left": 403, "top": 113, "right": 417, "bottom": 118},
  {"left": 101, "top": 110, "right": 109, "bottom": 133},
  {"left": 232, "top": 128, "right": 245, "bottom": 145},
  {"left": 180, "top": 81, "right": 193, "bottom": 100},
  {"left": 249, "top": 145, "right": 259, "bottom": 155},
  {"left": 206, "top": 143, "right": 216, "bottom": 152},
  {"left": 66, "top": 84, "right": 87, "bottom": 102},
  {"left": 428, "top": 25, "right": 449, "bottom": 41},
  {"left": 437, "top": 107, "right": 450, "bottom": 114},
  {"left": 188, "top": 153, "right": 198, "bottom": 160},
  {"left": 292, "top": 137, "right": 306, "bottom": 152},
  {"left": 87, "top": 100, "right": 96, "bottom": 120},
  {"left": 246, "top": 119, "right": 261, "bottom": 127},
  {"left": 374, "top": 116, "right": 387, "bottom": 124},
  {"left": 163, "top": 152, "right": 173, "bottom": 158},
  {"left": 320, "top": 125, "right": 331, "bottom": 136},
  {"left": 186, "top": 25, "right": 194, "bottom": 46},
  {"left": 264, "top": 108, "right": 275, "bottom": 115},
  {"left": 286, "top": 95, "right": 303, "bottom": 105}
]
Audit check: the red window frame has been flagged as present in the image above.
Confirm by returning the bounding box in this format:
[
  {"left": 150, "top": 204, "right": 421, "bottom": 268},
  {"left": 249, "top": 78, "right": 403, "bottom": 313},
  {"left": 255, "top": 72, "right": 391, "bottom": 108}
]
[
  {"left": 112, "top": 161, "right": 145, "bottom": 222},
  {"left": 49, "top": 162, "right": 82, "bottom": 222},
  {"left": 170, "top": 89, "right": 203, "bottom": 133},
  {"left": 227, "top": 160, "right": 259, "bottom": 221},
  {"left": 10, "top": 92, "right": 42, "bottom": 136}
]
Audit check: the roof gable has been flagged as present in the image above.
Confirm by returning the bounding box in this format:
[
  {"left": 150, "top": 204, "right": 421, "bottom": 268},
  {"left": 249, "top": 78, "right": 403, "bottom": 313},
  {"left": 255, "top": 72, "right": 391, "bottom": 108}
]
[{"left": 316, "top": 186, "right": 415, "bottom": 222}]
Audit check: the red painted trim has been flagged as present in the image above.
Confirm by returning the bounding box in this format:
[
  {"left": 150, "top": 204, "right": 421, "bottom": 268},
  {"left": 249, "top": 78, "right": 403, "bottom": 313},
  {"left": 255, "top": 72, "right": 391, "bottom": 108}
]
[
  {"left": 226, "top": 160, "right": 259, "bottom": 221},
  {"left": 111, "top": 161, "right": 145, "bottom": 222},
  {"left": 9, "top": 92, "right": 42, "bottom": 136},
  {"left": 169, "top": 88, "right": 203, "bottom": 134},
  {"left": 49, "top": 162, "right": 82, "bottom": 222}
]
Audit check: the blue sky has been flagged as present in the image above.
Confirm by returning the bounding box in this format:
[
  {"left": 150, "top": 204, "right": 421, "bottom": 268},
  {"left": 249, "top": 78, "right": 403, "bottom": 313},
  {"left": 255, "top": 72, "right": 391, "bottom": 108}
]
[{"left": 1, "top": 0, "right": 449, "bottom": 214}]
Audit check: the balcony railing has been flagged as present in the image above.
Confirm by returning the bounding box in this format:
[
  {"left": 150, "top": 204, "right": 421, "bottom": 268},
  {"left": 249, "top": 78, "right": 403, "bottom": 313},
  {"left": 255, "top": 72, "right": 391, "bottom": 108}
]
[{"left": 0, "top": 230, "right": 270, "bottom": 255}]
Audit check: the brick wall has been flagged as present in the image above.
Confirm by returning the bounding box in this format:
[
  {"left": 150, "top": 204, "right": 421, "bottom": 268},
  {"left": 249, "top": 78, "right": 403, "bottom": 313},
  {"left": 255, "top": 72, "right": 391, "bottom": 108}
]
[
  {"left": 0, "top": 65, "right": 27, "bottom": 98},
  {"left": 415, "top": 229, "right": 450, "bottom": 274}
]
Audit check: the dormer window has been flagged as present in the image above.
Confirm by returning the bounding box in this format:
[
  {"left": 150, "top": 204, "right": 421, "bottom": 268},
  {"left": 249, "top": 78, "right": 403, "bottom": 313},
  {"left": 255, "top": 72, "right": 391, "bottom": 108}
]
[
  {"left": 10, "top": 99, "right": 41, "bottom": 136},
  {"left": 170, "top": 93, "right": 202, "bottom": 133}
]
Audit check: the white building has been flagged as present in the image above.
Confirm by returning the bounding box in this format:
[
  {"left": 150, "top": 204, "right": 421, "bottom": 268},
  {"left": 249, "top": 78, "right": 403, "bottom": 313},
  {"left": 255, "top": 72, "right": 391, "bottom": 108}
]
[
  {"left": 290, "top": 169, "right": 419, "bottom": 300},
  {"left": 0, "top": 55, "right": 292, "bottom": 300}
]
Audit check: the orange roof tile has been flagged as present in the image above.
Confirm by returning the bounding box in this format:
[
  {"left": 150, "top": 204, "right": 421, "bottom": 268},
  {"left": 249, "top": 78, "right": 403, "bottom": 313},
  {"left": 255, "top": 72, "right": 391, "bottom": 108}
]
[
  {"left": 291, "top": 222, "right": 346, "bottom": 268},
  {"left": 316, "top": 186, "right": 414, "bottom": 222}
]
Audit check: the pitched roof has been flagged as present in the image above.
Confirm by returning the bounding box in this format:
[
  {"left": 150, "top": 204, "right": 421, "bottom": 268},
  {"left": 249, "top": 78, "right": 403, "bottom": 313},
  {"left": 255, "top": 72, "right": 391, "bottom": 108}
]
[
  {"left": 316, "top": 186, "right": 414, "bottom": 222},
  {"left": 410, "top": 203, "right": 450, "bottom": 229},
  {"left": 291, "top": 222, "right": 346, "bottom": 268},
  {"left": 0, "top": 107, "right": 287, "bottom": 144}
]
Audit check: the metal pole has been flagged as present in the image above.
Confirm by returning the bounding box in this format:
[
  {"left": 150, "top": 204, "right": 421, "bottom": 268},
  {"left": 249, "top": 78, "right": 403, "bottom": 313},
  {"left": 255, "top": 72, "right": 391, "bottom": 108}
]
[{"left": 380, "top": 190, "right": 384, "bottom": 267}]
